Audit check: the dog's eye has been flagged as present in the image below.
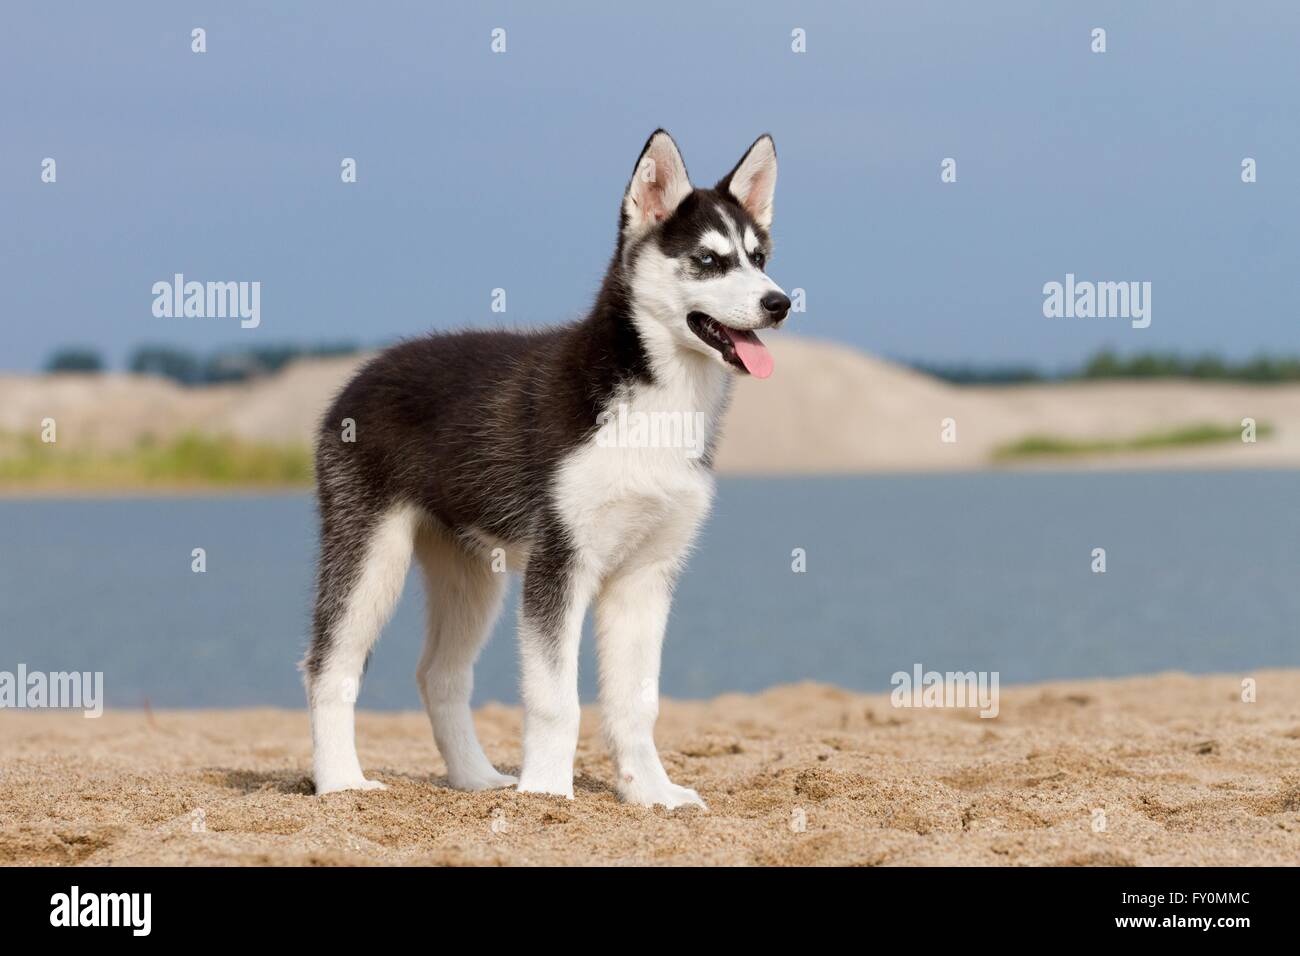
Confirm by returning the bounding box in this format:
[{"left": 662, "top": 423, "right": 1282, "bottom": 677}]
[
  {"left": 751, "top": 250, "right": 767, "bottom": 269},
  {"left": 695, "top": 253, "right": 715, "bottom": 267}
]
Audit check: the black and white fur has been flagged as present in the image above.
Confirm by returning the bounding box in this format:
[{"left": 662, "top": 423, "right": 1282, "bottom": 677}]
[{"left": 303, "top": 131, "right": 790, "bottom": 808}]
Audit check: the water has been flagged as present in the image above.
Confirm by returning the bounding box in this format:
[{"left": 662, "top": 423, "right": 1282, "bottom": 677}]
[{"left": 1, "top": 473, "right": 1296, "bottom": 710}]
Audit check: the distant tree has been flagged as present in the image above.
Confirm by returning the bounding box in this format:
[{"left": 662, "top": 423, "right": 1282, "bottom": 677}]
[
  {"left": 1127, "top": 353, "right": 1180, "bottom": 378},
  {"left": 310, "top": 341, "right": 361, "bottom": 358},
  {"left": 1188, "top": 354, "right": 1227, "bottom": 379},
  {"left": 1081, "top": 348, "right": 1122, "bottom": 378},
  {"left": 123, "top": 342, "right": 364, "bottom": 386},
  {"left": 1276, "top": 357, "right": 1300, "bottom": 381},
  {"left": 198, "top": 343, "right": 363, "bottom": 384},
  {"left": 202, "top": 350, "right": 267, "bottom": 384},
  {"left": 45, "top": 347, "right": 105, "bottom": 373},
  {"left": 903, "top": 360, "right": 1043, "bottom": 384},
  {"left": 893, "top": 348, "right": 1300, "bottom": 385},
  {"left": 1239, "top": 356, "right": 1279, "bottom": 383},
  {"left": 1078, "top": 349, "right": 1300, "bottom": 382},
  {"left": 129, "top": 346, "right": 200, "bottom": 385}
]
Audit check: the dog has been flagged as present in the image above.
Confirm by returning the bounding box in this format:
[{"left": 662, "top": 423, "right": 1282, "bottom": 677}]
[{"left": 303, "top": 130, "right": 789, "bottom": 808}]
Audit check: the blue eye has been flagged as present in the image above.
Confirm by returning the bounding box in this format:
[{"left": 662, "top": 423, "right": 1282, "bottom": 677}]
[{"left": 696, "top": 253, "right": 715, "bottom": 266}]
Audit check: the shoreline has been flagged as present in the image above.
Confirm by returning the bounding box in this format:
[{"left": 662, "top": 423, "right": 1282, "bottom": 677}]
[{"left": 2, "top": 460, "right": 1297, "bottom": 500}]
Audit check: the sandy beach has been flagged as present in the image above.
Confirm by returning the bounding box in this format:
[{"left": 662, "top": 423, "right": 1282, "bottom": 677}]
[{"left": 2, "top": 671, "right": 1297, "bottom": 866}]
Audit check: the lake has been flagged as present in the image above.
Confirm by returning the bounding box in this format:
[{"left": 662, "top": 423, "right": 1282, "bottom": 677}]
[{"left": 2, "top": 472, "right": 1297, "bottom": 709}]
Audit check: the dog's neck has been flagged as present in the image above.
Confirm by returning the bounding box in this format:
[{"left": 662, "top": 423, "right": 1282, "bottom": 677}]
[
  {"left": 593, "top": 260, "right": 730, "bottom": 399},
  {"left": 564, "top": 263, "right": 732, "bottom": 465}
]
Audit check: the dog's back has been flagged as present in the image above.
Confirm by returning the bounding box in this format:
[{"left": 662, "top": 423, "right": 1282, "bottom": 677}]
[{"left": 317, "top": 328, "right": 559, "bottom": 542}]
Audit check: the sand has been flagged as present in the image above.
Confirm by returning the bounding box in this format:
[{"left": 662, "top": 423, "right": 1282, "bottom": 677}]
[
  {"left": 5, "top": 337, "right": 1300, "bottom": 478},
  {"left": 2, "top": 671, "right": 1298, "bottom": 866}
]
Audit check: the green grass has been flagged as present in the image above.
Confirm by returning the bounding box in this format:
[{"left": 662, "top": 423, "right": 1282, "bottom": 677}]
[
  {"left": 994, "top": 421, "right": 1272, "bottom": 461},
  {"left": 0, "top": 432, "right": 313, "bottom": 491}
]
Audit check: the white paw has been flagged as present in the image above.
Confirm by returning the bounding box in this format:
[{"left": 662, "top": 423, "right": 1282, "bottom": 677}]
[
  {"left": 448, "top": 768, "right": 519, "bottom": 792},
  {"left": 622, "top": 779, "right": 708, "bottom": 811},
  {"left": 516, "top": 771, "right": 574, "bottom": 800},
  {"left": 316, "top": 777, "right": 388, "bottom": 795}
]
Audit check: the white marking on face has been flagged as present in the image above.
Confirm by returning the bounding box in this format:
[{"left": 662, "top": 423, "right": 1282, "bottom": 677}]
[
  {"left": 743, "top": 226, "right": 759, "bottom": 255},
  {"left": 699, "top": 229, "right": 733, "bottom": 257},
  {"left": 713, "top": 204, "right": 741, "bottom": 246}
]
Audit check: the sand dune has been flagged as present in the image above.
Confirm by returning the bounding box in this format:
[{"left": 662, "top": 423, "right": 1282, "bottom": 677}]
[
  {"left": 721, "top": 338, "right": 1300, "bottom": 472},
  {"left": 3, "top": 337, "right": 1299, "bottom": 474},
  {"left": 2, "top": 672, "right": 1297, "bottom": 866}
]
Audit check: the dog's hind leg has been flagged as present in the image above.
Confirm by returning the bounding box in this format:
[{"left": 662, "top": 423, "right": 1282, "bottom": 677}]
[
  {"left": 413, "top": 523, "right": 514, "bottom": 791},
  {"left": 304, "top": 501, "right": 418, "bottom": 795}
]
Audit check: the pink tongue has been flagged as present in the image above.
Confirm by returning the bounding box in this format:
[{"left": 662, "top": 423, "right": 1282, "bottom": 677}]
[{"left": 724, "top": 328, "right": 774, "bottom": 379}]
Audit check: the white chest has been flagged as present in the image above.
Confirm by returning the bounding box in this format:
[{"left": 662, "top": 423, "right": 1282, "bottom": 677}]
[{"left": 551, "top": 374, "right": 727, "bottom": 575}]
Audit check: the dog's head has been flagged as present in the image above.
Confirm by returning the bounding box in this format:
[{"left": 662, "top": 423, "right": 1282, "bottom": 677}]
[{"left": 619, "top": 131, "right": 789, "bottom": 379}]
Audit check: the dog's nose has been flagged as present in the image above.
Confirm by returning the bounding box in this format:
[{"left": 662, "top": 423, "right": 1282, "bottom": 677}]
[{"left": 761, "top": 291, "right": 791, "bottom": 321}]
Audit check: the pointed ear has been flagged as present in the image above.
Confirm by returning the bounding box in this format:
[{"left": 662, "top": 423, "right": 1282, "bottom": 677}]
[
  {"left": 622, "top": 130, "right": 692, "bottom": 239},
  {"left": 717, "top": 134, "right": 777, "bottom": 228}
]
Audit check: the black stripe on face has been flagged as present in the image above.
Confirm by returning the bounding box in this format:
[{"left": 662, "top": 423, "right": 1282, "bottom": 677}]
[{"left": 689, "top": 248, "right": 738, "bottom": 277}]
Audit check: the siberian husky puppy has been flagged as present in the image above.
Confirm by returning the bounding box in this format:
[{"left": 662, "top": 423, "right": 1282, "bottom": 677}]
[{"left": 304, "top": 131, "right": 790, "bottom": 808}]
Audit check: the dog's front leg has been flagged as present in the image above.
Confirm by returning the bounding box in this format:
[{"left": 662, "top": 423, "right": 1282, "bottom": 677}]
[
  {"left": 516, "top": 547, "right": 592, "bottom": 799},
  {"left": 596, "top": 561, "right": 706, "bottom": 810}
]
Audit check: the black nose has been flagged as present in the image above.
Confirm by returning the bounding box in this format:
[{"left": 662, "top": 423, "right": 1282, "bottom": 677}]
[{"left": 761, "top": 292, "right": 791, "bottom": 321}]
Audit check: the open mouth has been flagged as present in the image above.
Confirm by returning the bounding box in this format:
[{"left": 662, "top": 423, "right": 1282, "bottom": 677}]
[{"left": 686, "top": 312, "right": 774, "bottom": 379}]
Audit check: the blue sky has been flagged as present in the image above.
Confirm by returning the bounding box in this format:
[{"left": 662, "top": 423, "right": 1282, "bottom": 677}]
[{"left": 3, "top": 1, "right": 1298, "bottom": 371}]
